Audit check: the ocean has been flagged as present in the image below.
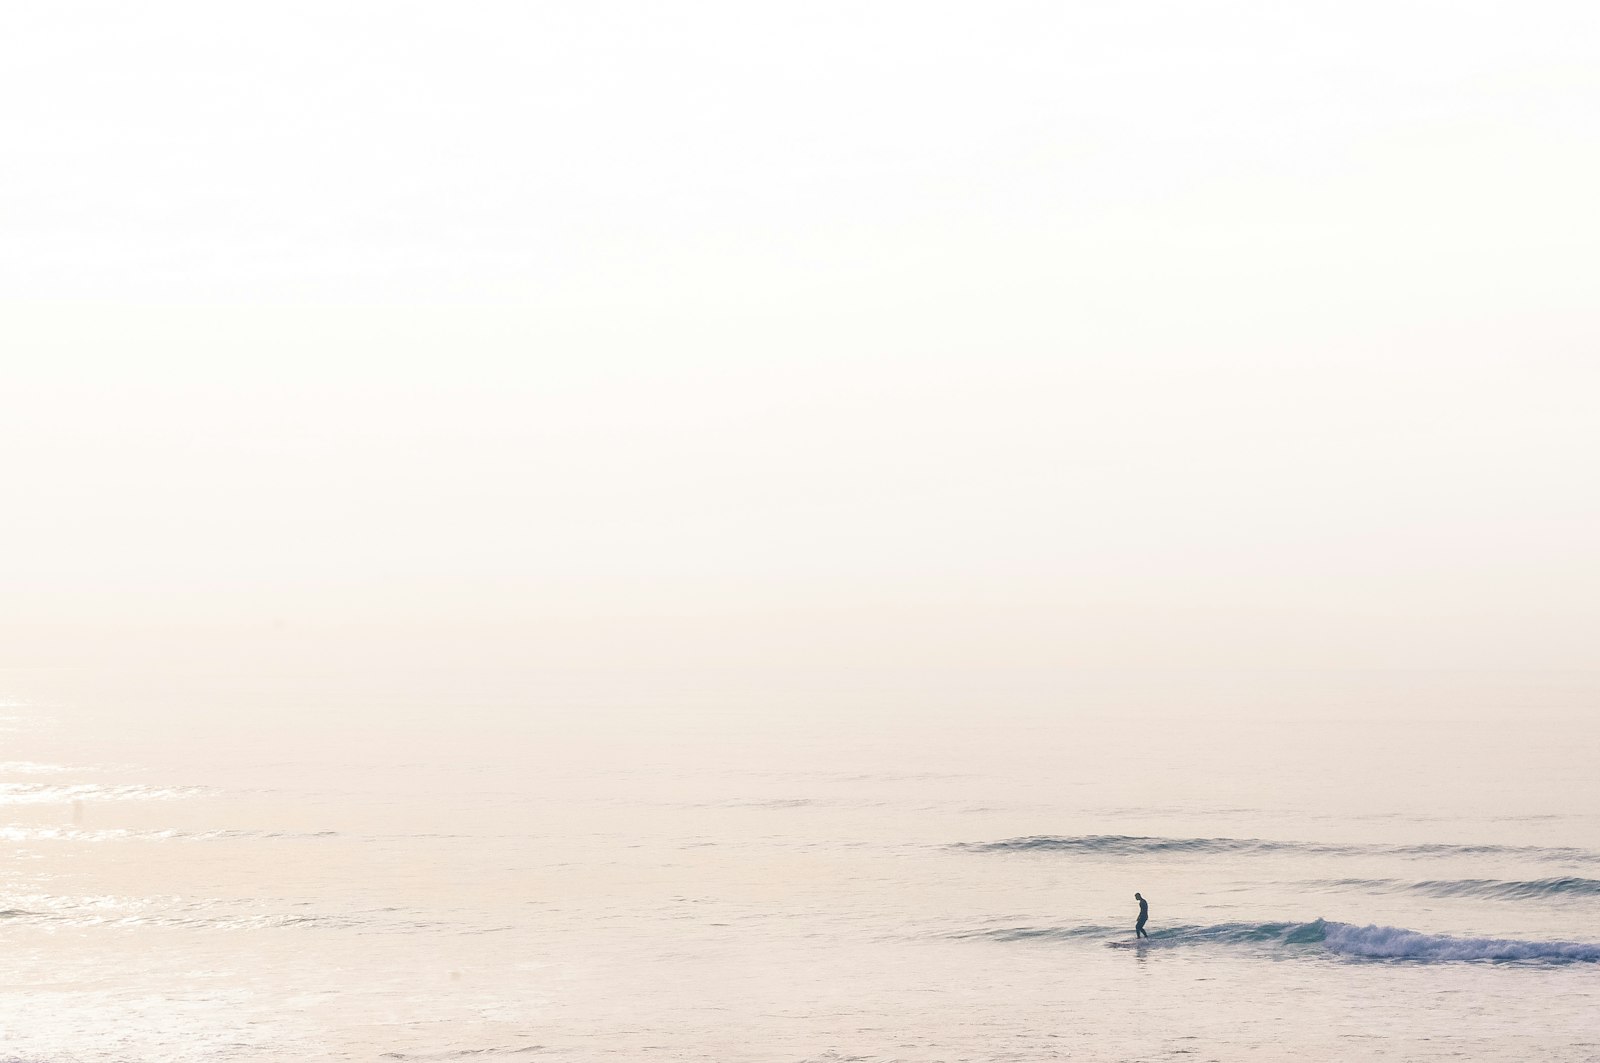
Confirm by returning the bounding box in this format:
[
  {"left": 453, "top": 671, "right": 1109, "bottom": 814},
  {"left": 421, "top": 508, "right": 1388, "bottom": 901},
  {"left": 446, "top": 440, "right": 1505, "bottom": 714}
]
[{"left": 3, "top": 673, "right": 1598, "bottom": 1061}]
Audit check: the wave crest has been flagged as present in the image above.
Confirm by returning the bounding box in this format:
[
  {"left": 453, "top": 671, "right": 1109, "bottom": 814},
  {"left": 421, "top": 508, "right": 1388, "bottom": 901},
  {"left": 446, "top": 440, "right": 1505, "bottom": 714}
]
[{"left": 1308, "top": 876, "right": 1600, "bottom": 900}]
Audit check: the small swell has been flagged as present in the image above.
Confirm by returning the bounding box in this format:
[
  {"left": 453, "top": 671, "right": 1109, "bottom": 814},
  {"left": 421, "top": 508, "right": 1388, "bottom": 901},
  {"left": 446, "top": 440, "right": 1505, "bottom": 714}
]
[
  {"left": 380, "top": 1047, "right": 547, "bottom": 1060},
  {"left": 957, "top": 835, "right": 1600, "bottom": 862},
  {"left": 1415, "top": 876, "right": 1600, "bottom": 900},
  {"left": 1385, "top": 842, "right": 1597, "bottom": 860},
  {"left": 951, "top": 924, "right": 1122, "bottom": 942},
  {"left": 1308, "top": 876, "right": 1600, "bottom": 901},
  {"left": 0, "top": 827, "right": 338, "bottom": 843},
  {"left": 0, "top": 782, "right": 206, "bottom": 805},
  {"left": 1, "top": 895, "right": 458, "bottom": 933},
  {"left": 957, "top": 835, "right": 1297, "bottom": 855},
  {"left": 0, "top": 761, "right": 74, "bottom": 775}
]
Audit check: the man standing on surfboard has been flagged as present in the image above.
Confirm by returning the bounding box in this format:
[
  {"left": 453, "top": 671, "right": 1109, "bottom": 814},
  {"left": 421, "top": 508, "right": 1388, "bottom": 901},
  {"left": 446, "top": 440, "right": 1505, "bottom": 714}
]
[{"left": 1134, "top": 892, "right": 1149, "bottom": 938}]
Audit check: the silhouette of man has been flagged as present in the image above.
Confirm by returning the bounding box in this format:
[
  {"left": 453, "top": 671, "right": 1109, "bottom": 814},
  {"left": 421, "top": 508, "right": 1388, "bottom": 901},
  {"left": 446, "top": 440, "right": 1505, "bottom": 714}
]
[{"left": 1134, "top": 892, "right": 1149, "bottom": 938}]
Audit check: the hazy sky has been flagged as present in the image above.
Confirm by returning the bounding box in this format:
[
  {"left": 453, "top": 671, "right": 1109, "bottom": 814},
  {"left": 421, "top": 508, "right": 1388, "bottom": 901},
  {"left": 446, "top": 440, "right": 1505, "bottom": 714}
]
[{"left": 4, "top": 2, "right": 1597, "bottom": 702}]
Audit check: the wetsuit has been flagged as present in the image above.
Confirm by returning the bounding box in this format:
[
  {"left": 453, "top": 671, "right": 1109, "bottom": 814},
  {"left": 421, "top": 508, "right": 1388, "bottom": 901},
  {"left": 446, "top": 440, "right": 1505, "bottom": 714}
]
[{"left": 1135, "top": 896, "right": 1149, "bottom": 938}]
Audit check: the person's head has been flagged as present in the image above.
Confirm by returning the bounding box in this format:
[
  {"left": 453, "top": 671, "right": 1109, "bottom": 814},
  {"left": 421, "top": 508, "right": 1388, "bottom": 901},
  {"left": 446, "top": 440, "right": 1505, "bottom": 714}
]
[{"left": 1134, "top": 892, "right": 1142, "bottom": 900}]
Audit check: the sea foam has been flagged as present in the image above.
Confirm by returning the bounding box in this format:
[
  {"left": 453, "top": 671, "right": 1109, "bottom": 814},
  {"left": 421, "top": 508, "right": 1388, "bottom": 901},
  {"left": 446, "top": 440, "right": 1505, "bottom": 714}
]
[{"left": 1316, "top": 921, "right": 1600, "bottom": 962}]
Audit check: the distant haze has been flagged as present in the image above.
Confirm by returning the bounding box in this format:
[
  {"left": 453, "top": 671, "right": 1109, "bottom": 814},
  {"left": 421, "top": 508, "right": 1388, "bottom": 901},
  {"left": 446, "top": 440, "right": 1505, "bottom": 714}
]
[{"left": 3, "top": 3, "right": 1596, "bottom": 712}]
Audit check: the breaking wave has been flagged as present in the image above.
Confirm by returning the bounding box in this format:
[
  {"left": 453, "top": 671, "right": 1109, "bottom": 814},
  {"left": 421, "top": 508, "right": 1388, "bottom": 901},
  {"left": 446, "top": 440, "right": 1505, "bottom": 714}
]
[
  {"left": 970, "top": 919, "right": 1600, "bottom": 963},
  {"left": 1314, "top": 921, "right": 1600, "bottom": 962},
  {"left": 957, "top": 834, "right": 1600, "bottom": 863}
]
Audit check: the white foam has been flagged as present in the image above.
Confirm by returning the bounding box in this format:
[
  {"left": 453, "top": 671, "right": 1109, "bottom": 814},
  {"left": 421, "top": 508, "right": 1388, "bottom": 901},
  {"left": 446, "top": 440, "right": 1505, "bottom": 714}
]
[{"left": 1320, "top": 921, "right": 1600, "bottom": 963}]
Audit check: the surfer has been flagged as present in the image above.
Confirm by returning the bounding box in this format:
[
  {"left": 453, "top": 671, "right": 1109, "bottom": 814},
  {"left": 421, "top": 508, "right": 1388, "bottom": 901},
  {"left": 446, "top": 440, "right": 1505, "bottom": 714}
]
[{"left": 1134, "top": 892, "right": 1149, "bottom": 938}]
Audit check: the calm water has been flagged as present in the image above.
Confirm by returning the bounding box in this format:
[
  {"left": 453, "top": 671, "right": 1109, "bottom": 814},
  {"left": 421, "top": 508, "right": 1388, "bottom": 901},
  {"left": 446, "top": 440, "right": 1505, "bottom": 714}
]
[{"left": 3, "top": 677, "right": 1599, "bottom": 1061}]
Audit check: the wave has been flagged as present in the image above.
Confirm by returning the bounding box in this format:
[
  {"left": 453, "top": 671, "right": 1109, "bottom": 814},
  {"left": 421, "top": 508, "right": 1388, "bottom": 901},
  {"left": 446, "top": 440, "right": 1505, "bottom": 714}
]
[
  {"left": 1414, "top": 876, "right": 1600, "bottom": 899},
  {"left": 961, "top": 835, "right": 1301, "bottom": 855},
  {"left": 957, "top": 834, "right": 1600, "bottom": 862},
  {"left": 1307, "top": 876, "right": 1600, "bottom": 900},
  {"left": 0, "top": 894, "right": 458, "bottom": 933},
  {"left": 0, "top": 761, "right": 74, "bottom": 775},
  {"left": 1316, "top": 921, "right": 1600, "bottom": 962},
  {"left": 969, "top": 919, "right": 1600, "bottom": 963},
  {"left": 951, "top": 923, "right": 1123, "bottom": 942},
  {"left": 0, "top": 827, "right": 339, "bottom": 843},
  {"left": 0, "top": 782, "right": 206, "bottom": 804},
  {"left": 379, "top": 1047, "right": 547, "bottom": 1060}
]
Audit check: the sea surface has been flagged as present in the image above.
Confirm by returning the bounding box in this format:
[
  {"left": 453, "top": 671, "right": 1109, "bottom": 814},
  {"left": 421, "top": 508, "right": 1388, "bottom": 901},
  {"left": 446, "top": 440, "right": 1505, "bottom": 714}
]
[{"left": 3, "top": 675, "right": 1598, "bottom": 1061}]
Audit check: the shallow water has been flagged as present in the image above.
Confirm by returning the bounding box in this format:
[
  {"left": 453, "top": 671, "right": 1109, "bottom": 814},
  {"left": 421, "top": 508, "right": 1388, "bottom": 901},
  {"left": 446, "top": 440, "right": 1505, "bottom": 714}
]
[{"left": 3, "top": 679, "right": 1599, "bottom": 1061}]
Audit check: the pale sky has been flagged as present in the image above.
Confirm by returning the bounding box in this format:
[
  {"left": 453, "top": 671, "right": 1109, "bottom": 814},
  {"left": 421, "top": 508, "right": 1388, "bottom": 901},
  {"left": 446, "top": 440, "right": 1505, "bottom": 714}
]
[{"left": 3, "top": 2, "right": 1597, "bottom": 705}]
